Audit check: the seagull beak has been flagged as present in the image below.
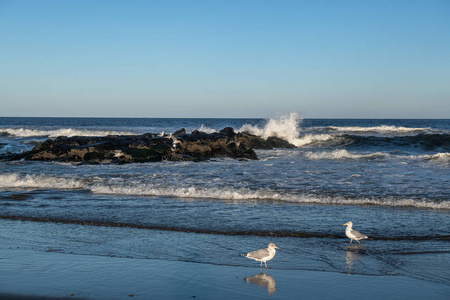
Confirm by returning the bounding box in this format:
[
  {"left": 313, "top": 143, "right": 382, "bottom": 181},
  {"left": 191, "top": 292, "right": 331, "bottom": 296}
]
[
  {"left": 276, "top": 246, "right": 279, "bottom": 249},
  {"left": 343, "top": 223, "right": 348, "bottom": 226}
]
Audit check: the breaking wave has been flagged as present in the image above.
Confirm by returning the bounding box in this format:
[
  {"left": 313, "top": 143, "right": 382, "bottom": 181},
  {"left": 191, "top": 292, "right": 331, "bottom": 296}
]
[
  {"left": 0, "top": 173, "right": 84, "bottom": 189},
  {"left": 409, "top": 152, "right": 450, "bottom": 163},
  {"left": 238, "top": 112, "right": 333, "bottom": 147},
  {"left": 197, "top": 124, "right": 216, "bottom": 134},
  {"left": 1, "top": 173, "right": 448, "bottom": 210},
  {"left": 327, "top": 125, "right": 432, "bottom": 134},
  {"left": 304, "top": 150, "right": 389, "bottom": 160},
  {"left": 302, "top": 150, "right": 450, "bottom": 163},
  {"left": 0, "top": 128, "right": 136, "bottom": 138}
]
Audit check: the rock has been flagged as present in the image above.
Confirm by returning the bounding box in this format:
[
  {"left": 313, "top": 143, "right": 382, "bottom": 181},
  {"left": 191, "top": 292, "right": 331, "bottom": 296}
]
[
  {"left": 173, "top": 128, "right": 186, "bottom": 136},
  {"left": 2, "top": 128, "right": 296, "bottom": 164},
  {"left": 218, "top": 127, "right": 236, "bottom": 137}
]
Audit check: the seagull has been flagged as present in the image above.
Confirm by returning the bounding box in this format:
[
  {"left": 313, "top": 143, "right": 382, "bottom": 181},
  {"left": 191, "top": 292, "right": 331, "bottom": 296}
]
[
  {"left": 343, "top": 221, "right": 368, "bottom": 244},
  {"left": 243, "top": 243, "right": 279, "bottom": 269},
  {"left": 168, "top": 133, "right": 181, "bottom": 151}
]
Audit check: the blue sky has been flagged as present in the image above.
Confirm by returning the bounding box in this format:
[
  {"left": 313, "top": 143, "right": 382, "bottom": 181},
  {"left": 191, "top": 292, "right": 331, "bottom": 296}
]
[{"left": 1, "top": 0, "right": 449, "bottom": 118}]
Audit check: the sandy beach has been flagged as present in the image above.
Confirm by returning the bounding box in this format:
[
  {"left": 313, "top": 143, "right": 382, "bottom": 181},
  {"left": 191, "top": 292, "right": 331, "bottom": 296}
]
[{"left": 0, "top": 249, "right": 448, "bottom": 300}]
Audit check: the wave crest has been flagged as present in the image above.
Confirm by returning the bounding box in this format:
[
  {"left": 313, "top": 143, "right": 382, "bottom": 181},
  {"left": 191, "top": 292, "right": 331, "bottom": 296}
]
[
  {"left": 1, "top": 173, "right": 448, "bottom": 210},
  {"left": 328, "top": 125, "right": 433, "bottom": 134},
  {"left": 304, "top": 149, "right": 389, "bottom": 160},
  {"left": 0, "top": 128, "right": 136, "bottom": 138},
  {"left": 0, "top": 173, "right": 83, "bottom": 189}
]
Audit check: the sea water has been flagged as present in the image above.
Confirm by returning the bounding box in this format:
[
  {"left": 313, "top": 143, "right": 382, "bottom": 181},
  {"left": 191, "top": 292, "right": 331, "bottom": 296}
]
[{"left": 0, "top": 114, "right": 449, "bottom": 285}]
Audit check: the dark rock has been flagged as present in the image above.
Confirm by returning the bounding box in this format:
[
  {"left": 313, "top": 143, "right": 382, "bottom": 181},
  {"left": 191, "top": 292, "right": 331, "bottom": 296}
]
[
  {"left": 1, "top": 127, "right": 296, "bottom": 164},
  {"left": 218, "top": 127, "right": 236, "bottom": 137},
  {"left": 266, "top": 136, "right": 297, "bottom": 148},
  {"left": 173, "top": 128, "right": 186, "bottom": 136}
]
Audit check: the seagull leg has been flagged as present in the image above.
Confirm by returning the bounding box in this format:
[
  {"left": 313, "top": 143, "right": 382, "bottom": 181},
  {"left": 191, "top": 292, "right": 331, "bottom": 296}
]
[
  {"left": 265, "top": 261, "right": 267, "bottom": 269},
  {"left": 260, "top": 261, "right": 262, "bottom": 269},
  {"left": 357, "top": 240, "right": 361, "bottom": 244},
  {"left": 350, "top": 240, "right": 353, "bottom": 244}
]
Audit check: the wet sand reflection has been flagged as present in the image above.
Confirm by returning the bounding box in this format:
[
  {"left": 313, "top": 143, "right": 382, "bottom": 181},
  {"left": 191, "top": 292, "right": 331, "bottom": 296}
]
[
  {"left": 244, "top": 271, "right": 276, "bottom": 295},
  {"left": 345, "top": 244, "right": 367, "bottom": 273}
]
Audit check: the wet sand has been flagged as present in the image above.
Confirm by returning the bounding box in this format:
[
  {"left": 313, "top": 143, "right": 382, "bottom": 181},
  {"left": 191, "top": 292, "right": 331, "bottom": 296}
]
[{"left": 0, "top": 249, "right": 448, "bottom": 300}]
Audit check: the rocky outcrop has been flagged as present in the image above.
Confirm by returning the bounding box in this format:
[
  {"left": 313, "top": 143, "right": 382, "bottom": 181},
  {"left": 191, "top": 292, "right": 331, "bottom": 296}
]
[{"left": 2, "top": 127, "right": 295, "bottom": 164}]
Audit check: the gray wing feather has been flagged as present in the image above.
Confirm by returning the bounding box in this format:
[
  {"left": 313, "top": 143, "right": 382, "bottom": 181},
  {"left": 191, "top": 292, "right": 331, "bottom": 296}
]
[
  {"left": 351, "top": 229, "right": 368, "bottom": 239},
  {"left": 247, "top": 248, "right": 270, "bottom": 259}
]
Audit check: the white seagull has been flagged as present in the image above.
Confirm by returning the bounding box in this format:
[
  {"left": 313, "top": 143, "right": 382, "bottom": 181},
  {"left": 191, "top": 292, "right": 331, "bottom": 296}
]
[
  {"left": 343, "top": 221, "right": 368, "bottom": 244},
  {"left": 243, "top": 243, "right": 279, "bottom": 269}
]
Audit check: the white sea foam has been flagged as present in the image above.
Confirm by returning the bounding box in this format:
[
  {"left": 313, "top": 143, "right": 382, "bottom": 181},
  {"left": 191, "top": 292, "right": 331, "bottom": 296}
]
[
  {"left": 328, "top": 125, "right": 431, "bottom": 133},
  {"left": 407, "top": 153, "right": 450, "bottom": 163},
  {"left": 0, "top": 173, "right": 84, "bottom": 189},
  {"left": 1, "top": 128, "right": 136, "bottom": 138},
  {"left": 304, "top": 149, "right": 390, "bottom": 160},
  {"left": 429, "top": 153, "right": 450, "bottom": 161},
  {"left": 90, "top": 184, "right": 450, "bottom": 210},
  {"left": 2, "top": 173, "right": 448, "bottom": 210},
  {"left": 303, "top": 150, "right": 449, "bottom": 163}
]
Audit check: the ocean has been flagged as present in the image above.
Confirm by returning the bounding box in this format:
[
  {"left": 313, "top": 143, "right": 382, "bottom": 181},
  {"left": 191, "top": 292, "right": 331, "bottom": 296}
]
[{"left": 0, "top": 114, "right": 449, "bottom": 286}]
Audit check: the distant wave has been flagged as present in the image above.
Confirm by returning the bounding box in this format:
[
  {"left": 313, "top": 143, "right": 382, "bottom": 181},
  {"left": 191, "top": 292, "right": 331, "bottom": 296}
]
[
  {"left": 327, "top": 125, "right": 433, "bottom": 134},
  {"left": 1, "top": 173, "right": 448, "bottom": 210},
  {"left": 341, "top": 133, "right": 450, "bottom": 151},
  {"left": 304, "top": 149, "right": 390, "bottom": 160},
  {"left": 0, "top": 128, "right": 136, "bottom": 138},
  {"left": 302, "top": 150, "right": 450, "bottom": 163},
  {"left": 288, "top": 133, "right": 450, "bottom": 151}
]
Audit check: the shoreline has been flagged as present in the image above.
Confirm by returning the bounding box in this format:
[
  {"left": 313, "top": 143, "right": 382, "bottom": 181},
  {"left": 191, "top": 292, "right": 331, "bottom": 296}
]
[{"left": 0, "top": 249, "right": 448, "bottom": 300}]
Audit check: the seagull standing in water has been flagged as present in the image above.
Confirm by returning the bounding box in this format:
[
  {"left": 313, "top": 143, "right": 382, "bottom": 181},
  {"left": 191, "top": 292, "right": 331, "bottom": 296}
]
[
  {"left": 243, "top": 243, "right": 279, "bottom": 269},
  {"left": 343, "top": 221, "right": 368, "bottom": 244}
]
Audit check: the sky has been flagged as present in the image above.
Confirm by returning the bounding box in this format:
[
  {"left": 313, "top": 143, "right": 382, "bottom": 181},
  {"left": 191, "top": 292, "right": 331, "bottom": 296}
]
[{"left": 0, "top": 0, "right": 449, "bottom": 118}]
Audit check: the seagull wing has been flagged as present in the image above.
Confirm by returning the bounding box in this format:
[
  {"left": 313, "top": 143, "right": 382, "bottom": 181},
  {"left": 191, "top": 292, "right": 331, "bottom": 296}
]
[
  {"left": 246, "top": 248, "right": 270, "bottom": 260},
  {"left": 351, "top": 229, "right": 368, "bottom": 239}
]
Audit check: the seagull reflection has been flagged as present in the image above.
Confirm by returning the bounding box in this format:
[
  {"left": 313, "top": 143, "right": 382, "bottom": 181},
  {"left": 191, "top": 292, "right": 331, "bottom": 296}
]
[
  {"left": 244, "top": 271, "right": 276, "bottom": 295},
  {"left": 345, "top": 244, "right": 366, "bottom": 272}
]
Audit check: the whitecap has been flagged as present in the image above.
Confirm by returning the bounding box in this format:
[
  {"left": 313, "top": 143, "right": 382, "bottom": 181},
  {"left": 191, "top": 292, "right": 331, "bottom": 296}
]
[
  {"left": 328, "top": 125, "right": 432, "bottom": 134},
  {"left": 1, "top": 128, "right": 136, "bottom": 138},
  {"left": 304, "top": 150, "right": 389, "bottom": 160},
  {"left": 2, "top": 172, "right": 448, "bottom": 210}
]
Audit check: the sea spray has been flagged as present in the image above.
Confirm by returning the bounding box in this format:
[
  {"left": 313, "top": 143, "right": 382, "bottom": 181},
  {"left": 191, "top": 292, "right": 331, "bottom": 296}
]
[
  {"left": 197, "top": 124, "right": 216, "bottom": 134},
  {"left": 239, "top": 112, "right": 301, "bottom": 141},
  {"left": 239, "top": 112, "right": 334, "bottom": 147}
]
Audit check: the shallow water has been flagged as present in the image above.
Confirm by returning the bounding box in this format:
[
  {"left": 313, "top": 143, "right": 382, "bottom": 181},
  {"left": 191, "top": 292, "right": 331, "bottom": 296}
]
[
  {"left": 1, "top": 250, "right": 449, "bottom": 300},
  {"left": 0, "top": 115, "right": 449, "bottom": 287}
]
